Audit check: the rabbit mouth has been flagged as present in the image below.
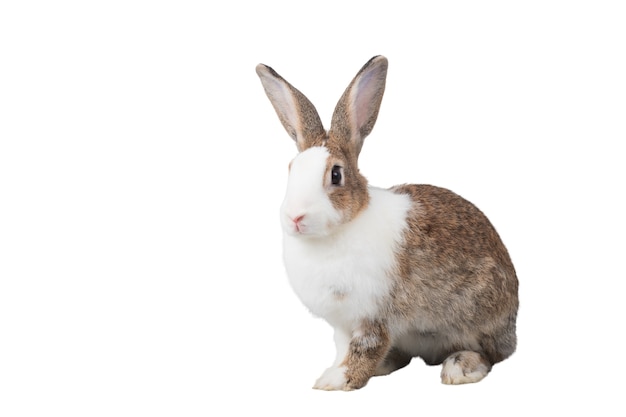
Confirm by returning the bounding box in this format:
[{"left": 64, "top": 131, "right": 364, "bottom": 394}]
[
  {"left": 288, "top": 219, "right": 308, "bottom": 235},
  {"left": 284, "top": 218, "right": 315, "bottom": 237},
  {"left": 282, "top": 214, "right": 336, "bottom": 238}
]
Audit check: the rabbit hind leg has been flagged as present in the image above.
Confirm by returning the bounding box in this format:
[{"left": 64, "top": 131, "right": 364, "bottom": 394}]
[{"left": 440, "top": 350, "right": 492, "bottom": 385}]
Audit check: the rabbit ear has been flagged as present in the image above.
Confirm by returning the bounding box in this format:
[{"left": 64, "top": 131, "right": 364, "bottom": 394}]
[
  {"left": 256, "top": 64, "right": 326, "bottom": 152},
  {"left": 329, "top": 56, "right": 388, "bottom": 157}
]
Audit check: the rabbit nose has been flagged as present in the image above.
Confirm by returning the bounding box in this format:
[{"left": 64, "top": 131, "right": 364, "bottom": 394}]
[{"left": 292, "top": 215, "right": 305, "bottom": 231}]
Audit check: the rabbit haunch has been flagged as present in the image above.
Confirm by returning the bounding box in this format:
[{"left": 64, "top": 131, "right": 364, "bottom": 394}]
[{"left": 282, "top": 145, "right": 413, "bottom": 328}]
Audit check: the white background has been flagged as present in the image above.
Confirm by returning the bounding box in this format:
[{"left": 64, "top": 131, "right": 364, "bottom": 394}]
[{"left": 1, "top": 1, "right": 624, "bottom": 415}]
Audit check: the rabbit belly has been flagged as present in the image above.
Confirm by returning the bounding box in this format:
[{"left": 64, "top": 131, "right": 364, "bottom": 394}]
[{"left": 394, "top": 330, "right": 481, "bottom": 366}]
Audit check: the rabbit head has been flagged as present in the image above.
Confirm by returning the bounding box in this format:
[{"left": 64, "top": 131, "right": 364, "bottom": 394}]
[{"left": 256, "top": 56, "right": 388, "bottom": 237}]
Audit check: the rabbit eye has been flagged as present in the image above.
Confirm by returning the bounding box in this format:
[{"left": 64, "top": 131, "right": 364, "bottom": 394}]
[{"left": 331, "top": 165, "right": 343, "bottom": 186}]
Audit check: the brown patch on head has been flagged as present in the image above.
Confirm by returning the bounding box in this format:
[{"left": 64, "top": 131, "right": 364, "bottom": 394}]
[
  {"left": 299, "top": 131, "right": 327, "bottom": 151},
  {"left": 321, "top": 135, "right": 370, "bottom": 225}
]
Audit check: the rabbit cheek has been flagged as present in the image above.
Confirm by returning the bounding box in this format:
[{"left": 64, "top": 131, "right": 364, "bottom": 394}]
[
  {"left": 281, "top": 147, "right": 341, "bottom": 237},
  {"left": 327, "top": 186, "right": 367, "bottom": 226}
]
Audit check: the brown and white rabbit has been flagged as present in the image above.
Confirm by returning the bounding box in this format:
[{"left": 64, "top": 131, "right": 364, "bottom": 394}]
[{"left": 256, "top": 56, "right": 518, "bottom": 390}]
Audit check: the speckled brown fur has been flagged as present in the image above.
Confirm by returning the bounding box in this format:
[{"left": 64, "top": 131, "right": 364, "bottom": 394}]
[
  {"left": 324, "top": 141, "right": 370, "bottom": 223},
  {"left": 387, "top": 184, "right": 518, "bottom": 365}
]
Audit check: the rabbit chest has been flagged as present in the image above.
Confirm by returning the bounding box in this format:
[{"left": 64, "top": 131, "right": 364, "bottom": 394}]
[{"left": 282, "top": 188, "right": 412, "bottom": 327}]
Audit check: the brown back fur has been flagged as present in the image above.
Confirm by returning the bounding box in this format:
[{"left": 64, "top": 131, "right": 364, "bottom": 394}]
[{"left": 387, "top": 184, "right": 518, "bottom": 365}]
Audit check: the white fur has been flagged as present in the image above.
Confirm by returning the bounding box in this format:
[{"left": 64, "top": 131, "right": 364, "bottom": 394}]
[
  {"left": 281, "top": 147, "right": 413, "bottom": 332},
  {"left": 311, "top": 329, "right": 352, "bottom": 390},
  {"left": 281, "top": 147, "right": 341, "bottom": 237},
  {"left": 313, "top": 365, "right": 348, "bottom": 391},
  {"left": 330, "top": 328, "right": 351, "bottom": 366}
]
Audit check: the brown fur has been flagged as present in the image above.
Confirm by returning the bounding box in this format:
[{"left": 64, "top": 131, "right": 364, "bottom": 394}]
[
  {"left": 386, "top": 184, "right": 518, "bottom": 366},
  {"left": 341, "top": 320, "right": 391, "bottom": 390},
  {"left": 324, "top": 142, "right": 370, "bottom": 224},
  {"left": 375, "top": 347, "right": 413, "bottom": 376}
]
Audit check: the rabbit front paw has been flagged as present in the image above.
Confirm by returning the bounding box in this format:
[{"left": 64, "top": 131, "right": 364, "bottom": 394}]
[{"left": 313, "top": 366, "right": 350, "bottom": 391}]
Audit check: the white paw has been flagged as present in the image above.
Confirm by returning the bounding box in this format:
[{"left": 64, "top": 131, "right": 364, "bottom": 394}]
[
  {"left": 313, "top": 366, "right": 349, "bottom": 391},
  {"left": 440, "top": 354, "right": 489, "bottom": 385}
]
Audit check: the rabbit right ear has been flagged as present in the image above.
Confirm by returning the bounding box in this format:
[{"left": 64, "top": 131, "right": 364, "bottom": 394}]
[
  {"left": 256, "top": 64, "right": 326, "bottom": 152},
  {"left": 329, "top": 56, "right": 388, "bottom": 157}
]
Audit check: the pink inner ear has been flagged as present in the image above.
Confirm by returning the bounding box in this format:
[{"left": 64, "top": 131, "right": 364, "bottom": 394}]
[{"left": 351, "top": 71, "right": 380, "bottom": 132}]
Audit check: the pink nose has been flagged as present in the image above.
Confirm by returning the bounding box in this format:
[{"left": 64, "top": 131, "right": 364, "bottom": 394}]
[{"left": 292, "top": 215, "right": 305, "bottom": 231}]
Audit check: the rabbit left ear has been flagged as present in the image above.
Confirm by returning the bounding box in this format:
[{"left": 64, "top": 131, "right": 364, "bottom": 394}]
[
  {"left": 256, "top": 64, "right": 326, "bottom": 152},
  {"left": 329, "top": 56, "right": 388, "bottom": 157}
]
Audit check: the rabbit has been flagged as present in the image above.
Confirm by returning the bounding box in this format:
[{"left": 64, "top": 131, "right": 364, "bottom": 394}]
[{"left": 255, "top": 56, "right": 518, "bottom": 390}]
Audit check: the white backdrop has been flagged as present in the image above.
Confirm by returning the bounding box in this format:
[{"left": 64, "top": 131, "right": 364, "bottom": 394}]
[{"left": 1, "top": 1, "right": 624, "bottom": 415}]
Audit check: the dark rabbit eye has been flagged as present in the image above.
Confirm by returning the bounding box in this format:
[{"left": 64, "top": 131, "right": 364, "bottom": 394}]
[{"left": 331, "top": 165, "right": 343, "bottom": 186}]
